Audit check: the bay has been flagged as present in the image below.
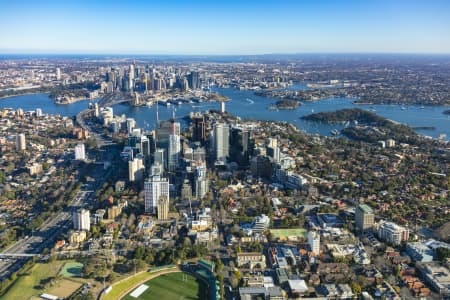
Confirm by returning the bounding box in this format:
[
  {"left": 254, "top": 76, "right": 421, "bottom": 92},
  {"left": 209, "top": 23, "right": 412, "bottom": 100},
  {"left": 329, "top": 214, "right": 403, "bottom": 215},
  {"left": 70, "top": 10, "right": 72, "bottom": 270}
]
[{"left": 1, "top": 89, "right": 449, "bottom": 141}]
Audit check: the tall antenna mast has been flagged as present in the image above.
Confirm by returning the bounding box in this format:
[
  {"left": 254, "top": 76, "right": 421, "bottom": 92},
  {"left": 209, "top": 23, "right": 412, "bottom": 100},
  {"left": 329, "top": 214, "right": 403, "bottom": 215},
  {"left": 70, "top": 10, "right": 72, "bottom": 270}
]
[
  {"left": 155, "top": 97, "right": 159, "bottom": 150},
  {"left": 156, "top": 98, "right": 159, "bottom": 125}
]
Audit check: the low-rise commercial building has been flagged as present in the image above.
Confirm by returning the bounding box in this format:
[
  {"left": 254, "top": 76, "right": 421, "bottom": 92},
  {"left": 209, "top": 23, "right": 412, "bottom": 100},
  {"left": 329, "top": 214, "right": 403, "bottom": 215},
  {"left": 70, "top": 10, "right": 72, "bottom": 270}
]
[{"left": 237, "top": 252, "right": 267, "bottom": 269}]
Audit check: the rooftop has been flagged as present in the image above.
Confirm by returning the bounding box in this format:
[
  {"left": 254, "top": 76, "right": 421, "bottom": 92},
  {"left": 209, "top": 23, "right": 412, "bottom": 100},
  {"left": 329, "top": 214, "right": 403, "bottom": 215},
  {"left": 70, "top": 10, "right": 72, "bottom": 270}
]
[
  {"left": 288, "top": 279, "right": 308, "bottom": 293},
  {"left": 358, "top": 204, "right": 374, "bottom": 214}
]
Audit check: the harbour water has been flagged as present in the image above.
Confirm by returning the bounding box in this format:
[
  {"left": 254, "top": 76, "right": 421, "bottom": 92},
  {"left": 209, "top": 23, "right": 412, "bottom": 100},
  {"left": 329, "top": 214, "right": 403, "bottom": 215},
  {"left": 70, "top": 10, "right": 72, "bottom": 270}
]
[{"left": 1, "top": 88, "right": 449, "bottom": 140}]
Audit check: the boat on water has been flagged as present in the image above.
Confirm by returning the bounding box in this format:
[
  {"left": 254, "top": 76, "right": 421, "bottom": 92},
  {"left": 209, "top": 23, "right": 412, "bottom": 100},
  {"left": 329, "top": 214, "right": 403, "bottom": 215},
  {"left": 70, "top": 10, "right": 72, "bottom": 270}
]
[
  {"left": 420, "top": 105, "right": 425, "bottom": 109},
  {"left": 246, "top": 98, "right": 254, "bottom": 104},
  {"left": 331, "top": 129, "right": 339, "bottom": 135},
  {"left": 401, "top": 106, "right": 407, "bottom": 110}
]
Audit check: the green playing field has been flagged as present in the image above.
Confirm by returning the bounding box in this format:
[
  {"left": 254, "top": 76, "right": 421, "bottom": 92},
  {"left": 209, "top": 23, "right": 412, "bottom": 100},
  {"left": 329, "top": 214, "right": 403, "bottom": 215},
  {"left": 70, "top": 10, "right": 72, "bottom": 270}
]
[{"left": 122, "top": 272, "right": 206, "bottom": 300}]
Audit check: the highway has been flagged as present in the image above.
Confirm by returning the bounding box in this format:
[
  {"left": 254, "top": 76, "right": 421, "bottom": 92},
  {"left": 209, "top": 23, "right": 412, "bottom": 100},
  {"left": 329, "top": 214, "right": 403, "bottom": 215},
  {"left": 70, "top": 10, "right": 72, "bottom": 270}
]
[
  {"left": 76, "top": 109, "right": 115, "bottom": 147},
  {"left": 0, "top": 96, "right": 119, "bottom": 282},
  {"left": 0, "top": 189, "right": 93, "bottom": 281}
]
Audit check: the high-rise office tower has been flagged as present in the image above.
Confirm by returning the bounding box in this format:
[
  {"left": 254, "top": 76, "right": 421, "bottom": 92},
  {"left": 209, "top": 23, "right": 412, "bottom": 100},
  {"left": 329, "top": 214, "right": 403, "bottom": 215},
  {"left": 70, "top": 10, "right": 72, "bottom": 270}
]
[
  {"left": 195, "top": 165, "right": 208, "bottom": 199},
  {"left": 16, "top": 133, "right": 26, "bottom": 151},
  {"left": 106, "top": 71, "right": 115, "bottom": 83},
  {"left": 94, "top": 103, "right": 99, "bottom": 117},
  {"left": 188, "top": 71, "right": 200, "bottom": 90},
  {"left": 56, "top": 67, "right": 61, "bottom": 80},
  {"left": 129, "top": 64, "right": 135, "bottom": 81},
  {"left": 126, "top": 118, "right": 136, "bottom": 134},
  {"left": 154, "top": 148, "right": 166, "bottom": 172},
  {"left": 213, "top": 123, "right": 229, "bottom": 162},
  {"left": 230, "top": 127, "right": 253, "bottom": 165},
  {"left": 73, "top": 209, "right": 90, "bottom": 231},
  {"left": 355, "top": 204, "right": 375, "bottom": 232},
  {"left": 74, "top": 143, "right": 86, "bottom": 160},
  {"left": 144, "top": 175, "right": 169, "bottom": 213},
  {"left": 191, "top": 113, "right": 206, "bottom": 144},
  {"left": 139, "top": 135, "right": 151, "bottom": 158},
  {"left": 168, "top": 133, "right": 180, "bottom": 172},
  {"left": 157, "top": 120, "right": 180, "bottom": 149}
]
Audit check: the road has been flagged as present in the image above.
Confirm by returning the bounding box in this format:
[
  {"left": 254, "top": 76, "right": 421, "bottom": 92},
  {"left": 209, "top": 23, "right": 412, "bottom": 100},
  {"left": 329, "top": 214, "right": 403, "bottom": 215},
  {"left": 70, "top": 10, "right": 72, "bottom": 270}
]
[
  {"left": 0, "top": 188, "right": 93, "bottom": 281},
  {"left": 76, "top": 109, "right": 115, "bottom": 147}
]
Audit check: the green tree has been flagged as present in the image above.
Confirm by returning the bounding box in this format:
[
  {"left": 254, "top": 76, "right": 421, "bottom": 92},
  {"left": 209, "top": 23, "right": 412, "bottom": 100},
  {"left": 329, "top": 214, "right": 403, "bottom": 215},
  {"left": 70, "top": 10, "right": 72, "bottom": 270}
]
[
  {"left": 436, "top": 247, "right": 450, "bottom": 261},
  {"left": 134, "top": 246, "right": 145, "bottom": 260}
]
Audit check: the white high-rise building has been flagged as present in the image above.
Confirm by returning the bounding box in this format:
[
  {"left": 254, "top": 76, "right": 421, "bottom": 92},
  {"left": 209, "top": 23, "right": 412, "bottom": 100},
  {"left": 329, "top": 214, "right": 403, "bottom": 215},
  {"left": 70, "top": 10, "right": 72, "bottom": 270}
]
[
  {"left": 128, "top": 156, "right": 145, "bottom": 182},
  {"left": 308, "top": 231, "right": 320, "bottom": 255},
  {"left": 195, "top": 165, "right": 208, "bottom": 199},
  {"left": 213, "top": 123, "right": 229, "bottom": 162},
  {"left": 74, "top": 143, "right": 86, "bottom": 160},
  {"left": 144, "top": 175, "right": 169, "bottom": 213},
  {"left": 16, "top": 133, "right": 26, "bottom": 151},
  {"left": 94, "top": 103, "right": 99, "bottom": 117},
  {"left": 56, "top": 67, "right": 61, "bottom": 80},
  {"left": 168, "top": 133, "right": 180, "bottom": 172},
  {"left": 126, "top": 118, "right": 136, "bottom": 134},
  {"left": 35, "top": 108, "right": 43, "bottom": 117},
  {"left": 73, "top": 209, "right": 90, "bottom": 231},
  {"left": 129, "top": 64, "right": 135, "bottom": 80}
]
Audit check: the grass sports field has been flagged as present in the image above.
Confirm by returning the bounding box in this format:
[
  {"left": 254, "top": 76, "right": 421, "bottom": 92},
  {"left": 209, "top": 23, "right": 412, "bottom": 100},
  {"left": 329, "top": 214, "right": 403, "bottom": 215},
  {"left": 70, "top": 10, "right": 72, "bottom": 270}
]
[
  {"left": 270, "top": 228, "right": 307, "bottom": 239},
  {"left": 122, "top": 272, "right": 205, "bottom": 300},
  {"left": 0, "top": 261, "right": 64, "bottom": 300}
]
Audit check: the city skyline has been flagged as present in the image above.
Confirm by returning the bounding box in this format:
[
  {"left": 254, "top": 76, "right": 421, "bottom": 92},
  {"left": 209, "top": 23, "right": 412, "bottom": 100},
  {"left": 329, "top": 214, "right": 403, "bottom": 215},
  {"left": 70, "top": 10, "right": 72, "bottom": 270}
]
[{"left": 0, "top": 0, "right": 450, "bottom": 55}]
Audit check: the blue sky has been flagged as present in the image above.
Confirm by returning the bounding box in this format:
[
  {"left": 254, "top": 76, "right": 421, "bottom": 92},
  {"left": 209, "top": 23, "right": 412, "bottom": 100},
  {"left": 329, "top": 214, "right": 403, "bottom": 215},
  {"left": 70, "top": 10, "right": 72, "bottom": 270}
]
[{"left": 0, "top": 0, "right": 449, "bottom": 54}]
